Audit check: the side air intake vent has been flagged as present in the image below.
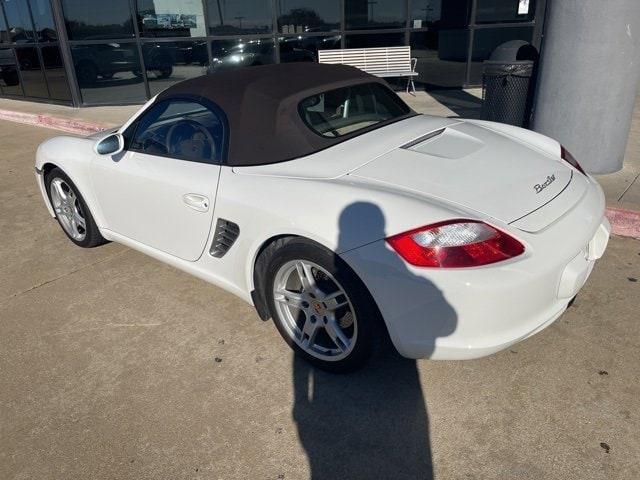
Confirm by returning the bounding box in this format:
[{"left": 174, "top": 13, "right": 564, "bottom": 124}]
[{"left": 210, "top": 219, "right": 240, "bottom": 258}]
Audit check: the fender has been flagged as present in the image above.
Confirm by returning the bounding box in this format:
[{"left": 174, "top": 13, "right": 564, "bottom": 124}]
[{"left": 35, "top": 136, "right": 107, "bottom": 227}]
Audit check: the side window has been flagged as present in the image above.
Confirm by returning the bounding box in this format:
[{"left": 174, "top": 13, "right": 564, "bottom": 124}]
[{"left": 129, "top": 99, "right": 224, "bottom": 163}]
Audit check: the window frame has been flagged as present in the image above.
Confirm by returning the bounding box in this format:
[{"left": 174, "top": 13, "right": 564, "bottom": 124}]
[{"left": 124, "top": 94, "right": 229, "bottom": 165}]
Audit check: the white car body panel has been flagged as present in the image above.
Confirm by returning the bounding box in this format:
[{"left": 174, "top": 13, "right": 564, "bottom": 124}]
[
  {"left": 90, "top": 150, "right": 221, "bottom": 261},
  {"left": 35, "top": 112, "right": 610, "bottom": 360},
  {"left": 342, "top": 182, "right": 609, "bottom": 359},
  {"left": 351, "top": 121, "right": 574, "bottom": 225}
]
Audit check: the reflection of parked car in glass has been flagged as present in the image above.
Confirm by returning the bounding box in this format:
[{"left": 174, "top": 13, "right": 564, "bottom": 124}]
[
  {"left": 74, "top": 43, "right": 174, "bottom": 86},
  {"left": 38, "top": 27, "right": 58, "bottom": 42},
  {"left": 6, "top": 27, "right": 35, "bottom": 43},
  {"left": 209, "top": 40, "right": 274, "bottom": 71},
  {"left": 182, "top": 42, "right": 208, "bottom": 66},
  {"left": 15, "top": 48, "right": 41, "bottom": 72},
  {"left": 0, "top": 49, "right": 19, "bottom": 86},
  {"left": 279, "top": 38, "right": 317, "bottom": 63},
  {"left": 155, "top": 41, "right": 208, "bottom": 67},
  {"left": 209, "top": 37, "right": 342, "bottom": 72},
  {"left": 279, "top": 35, "right": 341, "bottom": 63},
  {"left": 143, "top": 44, "right": 176, "bottom": 78}
]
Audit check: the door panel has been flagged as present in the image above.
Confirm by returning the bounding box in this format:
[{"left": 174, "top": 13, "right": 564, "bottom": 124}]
[{"left": 91, "top": 151, "right": 220, "bottom": 261}]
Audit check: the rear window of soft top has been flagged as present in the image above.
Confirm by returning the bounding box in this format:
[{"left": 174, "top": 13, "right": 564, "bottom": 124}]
[{"left": 299, "top": 82, "right": 410, "bottom": 138}]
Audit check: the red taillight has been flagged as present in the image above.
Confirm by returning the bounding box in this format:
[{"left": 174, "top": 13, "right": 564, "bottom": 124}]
[
  {"left": 561, "top": 146, "right": 586, "bottom": 175},
  {"left": 386, "top": 220, "right": 525, "bottom": 268}
]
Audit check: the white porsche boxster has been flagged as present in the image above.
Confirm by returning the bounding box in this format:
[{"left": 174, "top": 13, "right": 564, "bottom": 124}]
[{"left": 35, "top": 63, "right": 610, "bottom": 372}]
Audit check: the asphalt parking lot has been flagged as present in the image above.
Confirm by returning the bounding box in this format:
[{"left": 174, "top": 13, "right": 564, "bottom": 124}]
[{"left": 1, "top": 121, "right": 639, "bottom": 480}]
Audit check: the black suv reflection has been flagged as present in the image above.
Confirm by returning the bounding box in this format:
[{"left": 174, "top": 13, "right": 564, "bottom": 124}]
[
  {"left": 74, "top": 43, "right": 191, "bottom": 86},
  {"left": 0, "top": 49, "right": 19, "bottom": 86}
]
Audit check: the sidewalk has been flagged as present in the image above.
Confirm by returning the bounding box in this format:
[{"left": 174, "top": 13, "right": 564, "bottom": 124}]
[
  {"left": 1, "top": 92, "right": 638, "bottom": 232},
  {"left": 0, "top": 97, "right": 139, "bottom": 128},
  {"left": 593, "top": 94, "right": 640, "bottom": 212}
]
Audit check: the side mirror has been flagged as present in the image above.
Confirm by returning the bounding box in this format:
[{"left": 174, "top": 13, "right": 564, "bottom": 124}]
[{"left": 94, "top": 132, "right": 124, "bottom": 156}]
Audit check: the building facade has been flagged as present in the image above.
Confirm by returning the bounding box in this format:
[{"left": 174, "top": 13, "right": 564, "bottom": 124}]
[{"left": 0, "top": 0, "right": 546, "bottom": 107}]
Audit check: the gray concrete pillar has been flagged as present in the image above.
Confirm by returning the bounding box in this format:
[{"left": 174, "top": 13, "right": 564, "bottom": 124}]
[{"left": 532, "top": 0, "right": 640, "bottom": 173}]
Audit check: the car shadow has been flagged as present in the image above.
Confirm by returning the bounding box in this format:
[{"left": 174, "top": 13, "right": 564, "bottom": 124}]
[{"left": 292, "top": 201, "right": 457, "bottom": 480}]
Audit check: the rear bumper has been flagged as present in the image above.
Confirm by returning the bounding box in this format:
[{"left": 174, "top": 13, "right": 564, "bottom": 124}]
[{"left": 341, "top": 180, "right": 609, "bottom": 360}]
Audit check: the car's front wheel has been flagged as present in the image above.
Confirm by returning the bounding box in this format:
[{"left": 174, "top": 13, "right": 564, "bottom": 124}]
[
  {"left": 45, "top": 167, "right": 106, "bottom": 248},
  {"left": 262, "top": 237, "right": 384, "bottom": 373}
]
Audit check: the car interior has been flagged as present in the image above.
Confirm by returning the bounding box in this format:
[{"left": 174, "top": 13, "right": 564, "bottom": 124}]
[
  {"left": 300, "top": 83, "right": 409, "bottom": 137},
  {"left": 129, "top": 100, "right": 223, "bottom": 163}
]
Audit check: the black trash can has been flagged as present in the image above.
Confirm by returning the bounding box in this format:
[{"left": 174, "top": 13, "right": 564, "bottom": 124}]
[{"left": 481, "top": 40, "right": 538, "bottom": 127}]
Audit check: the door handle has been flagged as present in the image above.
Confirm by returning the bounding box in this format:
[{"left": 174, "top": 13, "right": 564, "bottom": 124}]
[{"left": 182, "top": 193, "right": 210, "bottom": 212}]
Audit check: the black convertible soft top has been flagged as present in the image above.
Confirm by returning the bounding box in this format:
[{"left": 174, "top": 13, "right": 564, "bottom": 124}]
[{"left": 157, "top": 63, "right": 415, "bottom": 166}]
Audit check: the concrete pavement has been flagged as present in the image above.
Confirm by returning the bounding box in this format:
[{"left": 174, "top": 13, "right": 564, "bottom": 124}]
[
  {"left": 1, "top": 121, "right": 639, "bottom": 479},
  {"left": 0, "top": 97, "right": 140, "bottom": 127}
]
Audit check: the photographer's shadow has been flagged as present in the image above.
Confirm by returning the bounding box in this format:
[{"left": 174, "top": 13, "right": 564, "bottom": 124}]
[{"left": 293, "top": 202, "right": 457, "bottom": 480}]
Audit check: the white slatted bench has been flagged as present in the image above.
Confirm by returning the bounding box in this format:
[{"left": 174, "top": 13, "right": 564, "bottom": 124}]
[{"left": 318, "top": 46, "right": 418, "bottom": 94}]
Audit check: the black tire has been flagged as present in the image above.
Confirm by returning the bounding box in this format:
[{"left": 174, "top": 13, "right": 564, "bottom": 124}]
[
  {"left": 155, "top": 64, "right": 173, "bottom": 79},
  {"left": 45, "top": 167, "right": 107, "bottom": 248},
  {"left": 76, "top": 61, "right": 98, "bottom": 86},
  {"left": 260, "top": 237, "right": 386, "bottom": 373},
  {"left": 2, "top": 70, "right": 19, "bottom": 86}
]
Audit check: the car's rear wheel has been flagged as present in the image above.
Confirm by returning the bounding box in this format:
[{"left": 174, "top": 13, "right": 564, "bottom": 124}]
[
  {"left": 45, "top": 168, "right": 106, "bottom": 248},
  {"left": 262, "top": 237, "right": 384, "bottom": 373}
]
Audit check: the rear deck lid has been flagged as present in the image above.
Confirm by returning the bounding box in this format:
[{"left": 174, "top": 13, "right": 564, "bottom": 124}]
[{"left": 350, "top": 121, "right": 573, "bottom": 224}]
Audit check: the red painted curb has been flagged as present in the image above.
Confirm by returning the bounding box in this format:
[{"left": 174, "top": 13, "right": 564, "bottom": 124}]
[
  {"left": 0, "top": 108, "right": 111, "bottom": 135},
  {"left": 606, "top": 207, "right": 640, "bottom": 240}
]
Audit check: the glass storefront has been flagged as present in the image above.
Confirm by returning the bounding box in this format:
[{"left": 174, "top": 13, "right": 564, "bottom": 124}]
[
  {"left": 277, "top": 0, "right": 340, "bottom": 33},
  {"left": 0, "top": 0, "right": 544, "bottom": 106},
  {"left": 211, "top": 37, "right": 275, "bottom": 70},
  {"left": 70, "top": 43, "right": 146, "bottom": 105},
  {"left": 61, "top": 0, "right": 135, "bottom": 40},
  {"left": 144, "top": 40, "right": 208, "bottom": 95},
  {"left": 206, "top": 0, "right": 272, "bottom": 35},
  {"left": 344, "top": 0, "right": 405, "bottom": 30},
  {"left": 0, "top": 0, "right": 72, "bottom": 102},
  {"left": 41, "top": 44, "right": 71, "bottom": 100},
  {"left": 279, "top": 35, "right": 341, "bottom": 63}
]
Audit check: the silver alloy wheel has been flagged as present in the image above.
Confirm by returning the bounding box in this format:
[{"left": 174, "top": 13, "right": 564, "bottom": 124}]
[
  {"left": 50, "top": 177, "right": 87, "bottom": 242},
  {"left": 273, "top": 259, "right": 357, "bottom": 362}
]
